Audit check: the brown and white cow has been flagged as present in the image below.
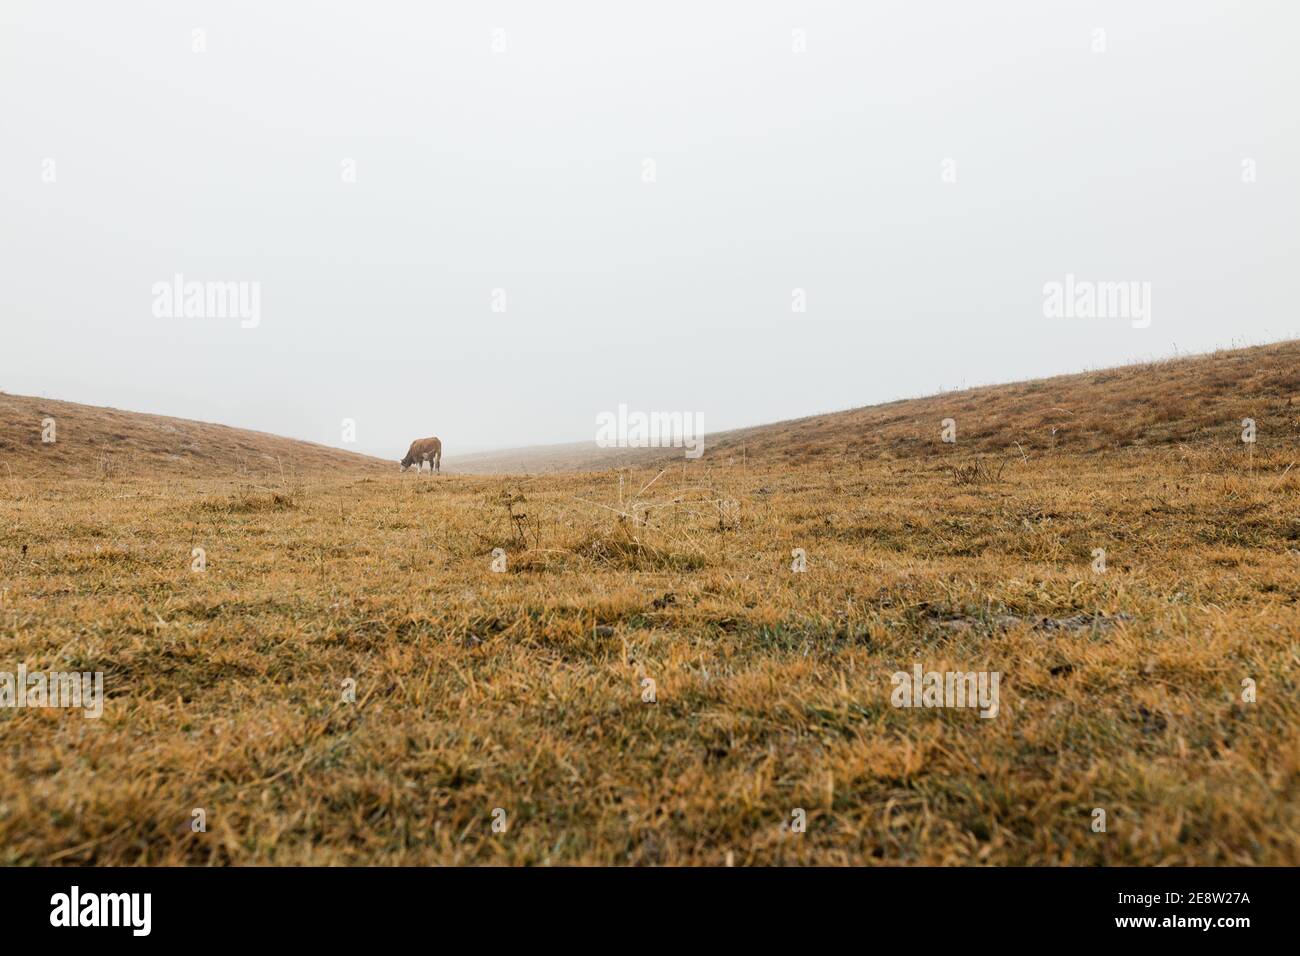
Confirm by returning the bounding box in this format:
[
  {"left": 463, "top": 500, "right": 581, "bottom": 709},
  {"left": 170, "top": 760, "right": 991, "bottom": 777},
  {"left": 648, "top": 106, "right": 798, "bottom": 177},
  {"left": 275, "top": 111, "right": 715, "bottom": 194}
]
[{"left": 400, "top": 437, "right": 442, "bottom": 474}]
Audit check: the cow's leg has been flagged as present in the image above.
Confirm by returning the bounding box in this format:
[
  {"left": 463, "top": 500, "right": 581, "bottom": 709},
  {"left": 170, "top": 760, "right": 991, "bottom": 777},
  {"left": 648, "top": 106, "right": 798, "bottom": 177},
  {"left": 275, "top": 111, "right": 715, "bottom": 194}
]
[{"left": 435, "top": 452, "right": 441, "bottom": 474}]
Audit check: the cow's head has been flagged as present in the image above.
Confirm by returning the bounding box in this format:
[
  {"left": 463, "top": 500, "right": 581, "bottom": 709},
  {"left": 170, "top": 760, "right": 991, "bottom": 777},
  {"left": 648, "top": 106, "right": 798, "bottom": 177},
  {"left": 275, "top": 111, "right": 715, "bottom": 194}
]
[{"left": 399, "top": 455, "right": 413, "bottom": 472}]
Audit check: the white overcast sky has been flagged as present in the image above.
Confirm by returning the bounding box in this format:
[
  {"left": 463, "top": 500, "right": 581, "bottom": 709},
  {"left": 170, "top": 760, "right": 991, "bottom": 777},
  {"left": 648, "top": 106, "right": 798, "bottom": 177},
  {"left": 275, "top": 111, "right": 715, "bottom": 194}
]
[{"left": 2, "top": 1, "right": 1296, "bottom": 459}]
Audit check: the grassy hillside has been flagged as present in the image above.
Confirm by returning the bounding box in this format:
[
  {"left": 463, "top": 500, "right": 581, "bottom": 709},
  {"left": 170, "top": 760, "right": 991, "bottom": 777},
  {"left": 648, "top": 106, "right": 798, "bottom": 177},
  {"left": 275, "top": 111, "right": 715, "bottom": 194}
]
[
  {"left": 0, "top": 393, "right": 388, "bottom": 479},
  {"left": 450, "top": 340, "right": 1300, "bottom": 473},
  {"left": 1, "top": 342, "right": 1298, "bottom": 865}
]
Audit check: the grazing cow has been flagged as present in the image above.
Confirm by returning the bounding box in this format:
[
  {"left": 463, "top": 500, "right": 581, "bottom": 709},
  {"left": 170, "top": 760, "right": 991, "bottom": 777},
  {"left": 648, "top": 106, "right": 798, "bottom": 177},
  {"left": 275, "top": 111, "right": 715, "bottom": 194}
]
[{"left": 400, "top": 436, "right": 442, "bottom": 474}]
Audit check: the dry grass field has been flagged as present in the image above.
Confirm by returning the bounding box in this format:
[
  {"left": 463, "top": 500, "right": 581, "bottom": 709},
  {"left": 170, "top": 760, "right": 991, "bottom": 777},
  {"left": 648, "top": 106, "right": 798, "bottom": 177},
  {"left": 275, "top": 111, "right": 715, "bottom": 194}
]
[{"left": 2, "top": 342, "right": 1299, "bottom": 865}]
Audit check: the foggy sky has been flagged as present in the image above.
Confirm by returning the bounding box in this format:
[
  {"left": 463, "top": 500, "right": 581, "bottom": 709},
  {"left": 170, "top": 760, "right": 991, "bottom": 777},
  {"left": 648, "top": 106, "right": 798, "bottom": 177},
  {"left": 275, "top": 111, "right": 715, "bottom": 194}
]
[{"left": 3, "top": 1, "right": 1296, "bottom": 460}]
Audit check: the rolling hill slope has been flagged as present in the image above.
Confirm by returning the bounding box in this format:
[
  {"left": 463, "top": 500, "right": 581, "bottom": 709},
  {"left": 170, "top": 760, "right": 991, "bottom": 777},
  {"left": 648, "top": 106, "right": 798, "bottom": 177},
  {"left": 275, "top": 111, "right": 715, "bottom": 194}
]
[
  {"left": 7, "top": 340, "right": 1300, "bottom": 481},
  {"left": 448, "top": 340, "right": 1300, "bottom": 473},
  {"left": 0, "top": 393, "right": 389, "bottom": 478}
]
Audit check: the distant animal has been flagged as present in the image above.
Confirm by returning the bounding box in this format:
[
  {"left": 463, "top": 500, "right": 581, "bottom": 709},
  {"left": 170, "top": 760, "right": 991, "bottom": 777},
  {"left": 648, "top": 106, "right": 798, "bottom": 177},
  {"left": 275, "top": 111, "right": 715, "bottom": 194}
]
[{"left": 400, "top": 437, "right": 442, "bottom": 474}]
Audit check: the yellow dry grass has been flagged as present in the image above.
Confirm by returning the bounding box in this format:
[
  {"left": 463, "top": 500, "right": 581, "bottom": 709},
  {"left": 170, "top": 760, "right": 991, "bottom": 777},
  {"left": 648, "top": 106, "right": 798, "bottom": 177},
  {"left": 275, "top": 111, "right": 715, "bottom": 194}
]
[
  {"left": 0, "top": 392, "right": 387, "bottom": 479},
  {"left": 1, "top": 344, "right": 1298, "bottom": 865}
]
